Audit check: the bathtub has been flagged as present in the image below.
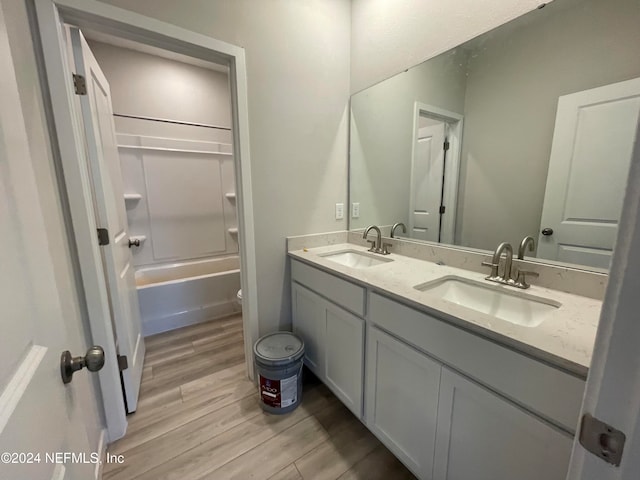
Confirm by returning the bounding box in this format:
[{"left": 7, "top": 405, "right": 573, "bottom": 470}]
[{"left": 135, "top": 256, "right": 241, "bottom": 336}]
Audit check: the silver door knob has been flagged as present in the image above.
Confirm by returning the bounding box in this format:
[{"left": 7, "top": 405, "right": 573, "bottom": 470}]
[
  {"left": 60, "top": 346, "right": 105, "bottom": 384},
  {"left": 128, "top": 238, "right": 140, "bottom": 248}
]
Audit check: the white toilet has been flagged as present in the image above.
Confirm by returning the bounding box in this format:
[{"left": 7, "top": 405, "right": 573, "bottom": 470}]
[{"left": 236, "top": 289, "right": 242, "bottom": 306}]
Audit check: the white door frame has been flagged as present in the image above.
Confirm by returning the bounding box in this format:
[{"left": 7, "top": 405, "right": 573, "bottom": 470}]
[
  {"left": 410, "top": 102, "right": 463, "bottom": 245},
  {"left": 31, "top": 0, "right": 259, "bottom": 442},
  {"left": 567, "top": 120, "right": 640, "bottom": 479}
]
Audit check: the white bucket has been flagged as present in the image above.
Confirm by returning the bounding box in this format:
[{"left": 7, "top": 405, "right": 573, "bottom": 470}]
[{"left": 253, "top": 332, "right": 304, "bottom": 414}]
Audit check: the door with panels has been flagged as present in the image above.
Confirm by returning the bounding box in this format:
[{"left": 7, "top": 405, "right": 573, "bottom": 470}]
[
  {"left": 410, "top": 120, "right": 447, "bottom": 242},
  {"left": 537, "top": 77, "right": 640, "bottom": 268},
  {"left": 433, "top": 367, "right": 573, "bottom": 480},
  {"left": 69, "top": 27, "right": 145, "bottom": 412},
  {"left": 365, "top": 326, "right": 441, "bottom": 479},
  {"left": 0, "top": 11, "right": 95, "bottom": 478}
]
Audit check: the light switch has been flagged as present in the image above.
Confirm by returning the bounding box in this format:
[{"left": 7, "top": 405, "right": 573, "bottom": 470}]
[
  {"left": 352, "top": 202, "right": 360, "bottom": 218},
  {"left": 335, "top": 203, "right": 344, "bottom": 220}
]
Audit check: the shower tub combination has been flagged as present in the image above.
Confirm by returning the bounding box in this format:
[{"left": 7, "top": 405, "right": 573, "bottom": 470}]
[{"left": 135, "top": 256, "right": 241, "bottom": 336}]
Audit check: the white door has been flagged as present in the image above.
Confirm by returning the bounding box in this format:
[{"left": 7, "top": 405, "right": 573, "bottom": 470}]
[
  {"left": 566, "top": 119, "right": 640, "bottom": 479},
  {"left": 0, "top": 10, "right": 95, "bottom": 479},
  {"left": 537, "top": 78, "right": 640, "bottom": 269},
  {"left": 410, "top": 121, "right": 446, "bottom": 242},
  {"left": 69, "top": 28, "right": 145, "bottom": 413}
]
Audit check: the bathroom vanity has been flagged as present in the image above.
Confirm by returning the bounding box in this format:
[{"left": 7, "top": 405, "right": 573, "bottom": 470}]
[{"left": 288, "top": 240, "right": 600, "bottom": 480}]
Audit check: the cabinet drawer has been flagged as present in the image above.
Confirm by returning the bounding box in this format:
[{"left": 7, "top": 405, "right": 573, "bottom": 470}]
[
  {"left": 369, "top": 292, "right": 585, "bottom": 433},
  {"left": 291, "top": 259, "right": 365, "bottom": 316}
]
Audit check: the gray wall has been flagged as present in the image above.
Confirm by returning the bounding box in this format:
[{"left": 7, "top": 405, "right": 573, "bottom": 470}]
[
  {"left": 350, "top": 47, "right": 469, "bottom": 230},
  {"left": 97, "top": 0, "right": 352, "bottom": 334},
  {"left": 87, "top": 41, "right": 232, "bottom": 143},
  {"left": 457, "top": 0, "right": 640, "bottom": 250}
]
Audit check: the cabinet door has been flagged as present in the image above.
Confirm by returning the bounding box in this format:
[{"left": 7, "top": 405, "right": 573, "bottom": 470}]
[
  {"left": 366, "top": 326, "right": 441, "bottom": 479},
  {"left": 434, "top": 367, "right": 573, "bottom": 480},
  {"left": 291, "top": 283, "right": 324, "bottom": 376},
  {"left": 324, "top": 302, "right": 364, "bottom": 417}
]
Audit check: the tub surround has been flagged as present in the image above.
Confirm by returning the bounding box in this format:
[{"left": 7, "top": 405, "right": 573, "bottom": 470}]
[
  {"left": 90, "top": 39, "right": 239, "bottom": 270},
  {"left": 119, "top": 134, "right": 238, "bottom": 268},
  {"left": 287, "top": 233, "right": 602, "bottom": 377}
]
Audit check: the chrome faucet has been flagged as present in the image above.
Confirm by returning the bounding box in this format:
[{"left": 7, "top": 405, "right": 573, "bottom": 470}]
[
  {"left": 518, "top": 236, "right": 535, "bottom": 259},
  {"left": 363, "top": 225, "right": 391, "bottom": 255},
  {"left": 391, "top": 222, "right": 407, "bottom": 238},
  {"left": 482, "top": 242, "right": 514, "bottom": 284},
  {"left": 363, "top": 225, "right": 382, "bottom": 252},
  {"left": 483, "top": 241, "right": 539, "bottom": 289}
]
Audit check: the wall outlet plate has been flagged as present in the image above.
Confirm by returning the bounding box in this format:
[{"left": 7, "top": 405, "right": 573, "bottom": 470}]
[
  {"left": 352, "top": 202, "right": 360, "bottom": 218},
  {"left": 335, "top": 203, "right": 344, "bottom": 220}
]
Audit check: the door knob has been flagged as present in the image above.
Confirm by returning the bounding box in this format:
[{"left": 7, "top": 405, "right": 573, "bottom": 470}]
[
  {"left": 128, "top": 238, "right": 140, "bottom": 248},
  {"left": 541, "top": 228, "right": 554, "bottom": 236},
  {"left": 60, "top": 346, "right": 105, "bottom": 384}
]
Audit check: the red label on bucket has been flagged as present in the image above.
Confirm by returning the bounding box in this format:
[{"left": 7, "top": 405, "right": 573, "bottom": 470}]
[{"left": 259, "top": 374, "right": 297, "bottom": 409}]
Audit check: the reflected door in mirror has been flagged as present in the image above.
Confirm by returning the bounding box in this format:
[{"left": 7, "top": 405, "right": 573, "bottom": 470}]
[
  {"left": 538, "top": 77, "right": 640, "bottom": 270},
  {"left": 411, "top": 119, "right": 446, "bottom": 241}
]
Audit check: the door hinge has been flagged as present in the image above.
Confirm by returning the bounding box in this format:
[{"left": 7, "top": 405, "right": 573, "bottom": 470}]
[
  {"left": 97, "top": 228, "right": 109, "bottom": 246},
  {"left": 579, "top": 413, "right": 626, "bottom": 466},
  {"left": 439, "top": 205, "right": 446, "bottom": 214},
  {"left": 443, "top": 141, "right": 450, "bottom": 151},
  {"left": 72, "top": 73, "right": 87, "bottom": 95},
  {"left": 117, "top": 355, "right": 129, "bottom": 371}
]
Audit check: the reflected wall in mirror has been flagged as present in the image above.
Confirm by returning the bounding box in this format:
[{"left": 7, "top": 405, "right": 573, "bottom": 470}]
[{"left": 349, "top": 0, "right": 640, "bottom": 271}]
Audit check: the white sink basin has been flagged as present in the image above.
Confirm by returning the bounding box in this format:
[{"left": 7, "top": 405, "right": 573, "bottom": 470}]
[
  {"left": 414, "top": 276, "right": 560, "bottom": 327},
  {"left": 320, "top": 249, "right": 393, "bottom": 269}
]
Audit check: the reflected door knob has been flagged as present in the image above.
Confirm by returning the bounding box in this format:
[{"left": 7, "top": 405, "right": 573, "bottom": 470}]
[
  {"left": 60, "top": 346, "right": 105, "bottom": 384},
  {"left": 541, "top": 228, "right": 554, "bottom": 236}
]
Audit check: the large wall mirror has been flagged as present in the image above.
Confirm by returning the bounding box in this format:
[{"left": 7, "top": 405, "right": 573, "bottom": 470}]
[{"left": 349, "top": 0, "right": 640, "bottom": 271}]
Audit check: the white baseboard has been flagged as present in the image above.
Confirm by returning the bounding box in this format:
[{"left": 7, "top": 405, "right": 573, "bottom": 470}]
[{"left": 142, "top": 301, "right": 242, "bottom": 336}]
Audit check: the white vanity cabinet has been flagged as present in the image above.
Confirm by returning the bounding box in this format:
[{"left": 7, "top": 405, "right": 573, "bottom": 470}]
[
  {"left": 434, "top": 367, "right": 573, "bottom": 480},
  {"left": 289, "top": 258, "right": 585, "bottom": 480},
  {"left": 365, "top": 326, "right": 441, "bottom": 479},
  {"left": 368, "top": 292, "right": 583, "bottom": 480},
  {"left": 291, "top": 261, "right": 365, "bottom": 417}
]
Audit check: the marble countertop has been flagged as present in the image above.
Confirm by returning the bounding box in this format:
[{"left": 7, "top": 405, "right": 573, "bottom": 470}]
[{"left": 289, "top": 243, "right": 602, "bottom": 378}]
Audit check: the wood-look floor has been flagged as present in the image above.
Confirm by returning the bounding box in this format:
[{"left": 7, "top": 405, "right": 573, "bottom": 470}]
[{"left": 104, "top": 314, "right": 416, "bottom": 480}]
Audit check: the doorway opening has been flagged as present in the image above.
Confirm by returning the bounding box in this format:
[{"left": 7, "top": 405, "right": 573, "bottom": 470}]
[
  {"left": 410, "top": 102, "right": 463, "bottom": 245},
  {"left": 83, "top": 31, "right": 243, "bottom": 337},
  {"left": 32, "top": 0, "right": 258, "bottom": 442}
]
